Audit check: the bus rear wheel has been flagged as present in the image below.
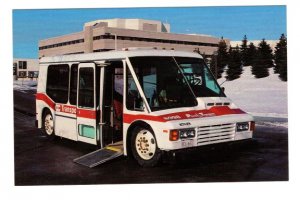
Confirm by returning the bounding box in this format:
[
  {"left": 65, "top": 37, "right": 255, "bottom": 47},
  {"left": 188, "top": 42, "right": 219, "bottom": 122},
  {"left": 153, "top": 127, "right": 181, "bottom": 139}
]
[
  {"left": 42, "top": 109, "right": 55, "bottom": 139},
  {"left": 131, "top": 127, "right": 162, "bottom": 167}
]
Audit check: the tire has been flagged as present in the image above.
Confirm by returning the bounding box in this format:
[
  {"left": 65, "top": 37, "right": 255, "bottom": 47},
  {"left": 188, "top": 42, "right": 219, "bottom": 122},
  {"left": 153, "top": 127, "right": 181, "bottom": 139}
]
[
  {"left": 131, "top": 127, "right": 162, "bottom": 167},
  {"left": 42, "top": 109, "right": 55, "bottom": 139}
]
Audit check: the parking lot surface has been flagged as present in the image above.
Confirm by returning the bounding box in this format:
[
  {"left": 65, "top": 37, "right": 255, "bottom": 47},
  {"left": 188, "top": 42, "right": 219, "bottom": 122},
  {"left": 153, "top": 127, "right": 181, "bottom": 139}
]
[{"left": 14, "top": 113, "right": 288, "bottom": 185}]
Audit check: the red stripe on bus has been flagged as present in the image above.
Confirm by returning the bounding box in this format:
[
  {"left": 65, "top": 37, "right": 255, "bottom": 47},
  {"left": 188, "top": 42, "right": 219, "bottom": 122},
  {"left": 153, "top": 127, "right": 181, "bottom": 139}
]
[
  {"left": 123, "top": 106, "right": 245, "bottom": 124},
  {"left": 36, "top": 93, "right": 96, "bottom": 119},
  {"left": 123, "top": 114, "right": 167, "bottom": 123},
  {"left": 36, "top": 93, "right": 55, "bottom": 110},
  {"left": 77, "top": 108, "right": 96, "bottom": 119},
  {"left": 209, "top": 106, "right": 245, "bottom": 115}
]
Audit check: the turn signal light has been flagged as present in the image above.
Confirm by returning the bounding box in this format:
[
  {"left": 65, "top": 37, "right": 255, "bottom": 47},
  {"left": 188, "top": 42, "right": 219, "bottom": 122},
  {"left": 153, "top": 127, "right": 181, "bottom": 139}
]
[
  {"left": 250, "top": 121, "right": 255, "bottom": 131},
  {"left": 169, "top": 130, "right": 179, "bottom": 141}
]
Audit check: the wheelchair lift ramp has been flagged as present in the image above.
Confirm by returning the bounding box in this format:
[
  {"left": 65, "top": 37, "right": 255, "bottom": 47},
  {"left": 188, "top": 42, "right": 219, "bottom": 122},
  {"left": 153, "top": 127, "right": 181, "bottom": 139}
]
[{"left": 73, "top": 142, "right": 123, "bottom": 168}]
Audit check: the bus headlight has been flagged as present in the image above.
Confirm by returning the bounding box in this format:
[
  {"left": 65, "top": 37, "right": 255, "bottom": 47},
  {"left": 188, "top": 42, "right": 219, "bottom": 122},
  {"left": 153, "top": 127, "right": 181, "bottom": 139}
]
[
  {"left": 180, "top": 129, "right": 196, "bottom": 138},
  {"left": 170, "top": 128, "right": 196, "bottom": 141},
  {"left": 236, "top": 122, "right": 250, "bottom": 132}
]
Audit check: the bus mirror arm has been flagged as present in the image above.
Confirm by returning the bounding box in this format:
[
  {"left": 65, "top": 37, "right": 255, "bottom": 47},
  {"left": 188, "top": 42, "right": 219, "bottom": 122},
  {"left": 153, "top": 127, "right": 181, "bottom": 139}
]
[
  {"left": 221, "top": 87, "right": 225, "bottom": 92},
  {"left": 142, "top": 97, "right": 151, "bottom": 113}
]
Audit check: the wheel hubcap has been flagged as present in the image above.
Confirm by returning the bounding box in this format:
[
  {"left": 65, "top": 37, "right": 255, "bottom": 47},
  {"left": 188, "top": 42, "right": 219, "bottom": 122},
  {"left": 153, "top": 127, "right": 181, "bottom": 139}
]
[
  {"left": 44, "top": 114, "right": 53, "bottom": 135},
  {"left": 135, "top": 130, "right": 156, "bottom": 160}
]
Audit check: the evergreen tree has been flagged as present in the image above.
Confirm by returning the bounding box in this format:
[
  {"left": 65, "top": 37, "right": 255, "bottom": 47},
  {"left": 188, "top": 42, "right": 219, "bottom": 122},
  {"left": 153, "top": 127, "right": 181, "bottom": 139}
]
[
  {"left": 240, "top": 35, "right": 249, "bottom": 66},
  {"left": 258, "top": 39, "right": 274, "bottom": 68},
  {"left": 247, "top": 42, "right": 257, "bottom": 66},
  {"left": 210, "top": 54, "right": 218, "bottom": 79},
  {"left": 252, "top": 39, "right": 271, "bottom": 78},
  {"left": 216, "top": 37, "right": 229, "bottom": 78},
  {"left": 274, "top": 34, "right": 287, "bottom": 81},
  {"left": 202, "top": 52, "right": 209, "bottom": 64},
  {"left": 193, "top": 48, "right": 209, "bottom": 63},
  {"left": 193, "top": 47, "right": 201, "bottom": 55},
  {"left": 226, "top": 45, "right": 243, "bottom": 80}
]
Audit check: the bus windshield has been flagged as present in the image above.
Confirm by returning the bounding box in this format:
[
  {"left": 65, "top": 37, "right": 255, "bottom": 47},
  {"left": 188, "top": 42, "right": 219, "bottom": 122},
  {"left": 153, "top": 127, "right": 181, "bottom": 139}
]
[
  {"left": 128, "top": 56, "right": 197, "bottom": 111},
  {"left": 174, "top": 57, "right": 226, "bottom": 98}
]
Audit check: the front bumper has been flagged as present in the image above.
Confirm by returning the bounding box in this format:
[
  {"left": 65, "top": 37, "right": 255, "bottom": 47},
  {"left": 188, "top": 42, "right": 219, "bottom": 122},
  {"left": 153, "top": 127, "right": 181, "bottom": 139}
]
[
  {"left": 163, "top": 138, "right": 255, "bottom": 156},
  {"left": 160, "top": 123, "right": 253, "bottom": 151}
]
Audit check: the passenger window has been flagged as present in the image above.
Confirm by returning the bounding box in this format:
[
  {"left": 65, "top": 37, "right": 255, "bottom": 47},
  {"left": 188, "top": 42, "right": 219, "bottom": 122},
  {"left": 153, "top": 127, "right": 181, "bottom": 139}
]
[
  {"left": 46, "top": 64, "right": 69, "bottom": 103},
  {"left": 126, "top": 66, "right": 143, "bottom": 111},
  {"left": 142, "top": 67, "right": 157, "bottom": 107},
  {"left": 78, "top": 67, "right": 94, "bottom": 108},
  {"left": 69, "top": 64, "right": 78, "bottom": 105}
]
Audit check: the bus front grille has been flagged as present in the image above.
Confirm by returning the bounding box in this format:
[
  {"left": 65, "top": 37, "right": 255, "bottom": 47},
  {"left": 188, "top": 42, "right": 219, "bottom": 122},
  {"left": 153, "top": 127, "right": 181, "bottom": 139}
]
[{"left": 197, "top": 123, "right": 235, "bottom": 146}]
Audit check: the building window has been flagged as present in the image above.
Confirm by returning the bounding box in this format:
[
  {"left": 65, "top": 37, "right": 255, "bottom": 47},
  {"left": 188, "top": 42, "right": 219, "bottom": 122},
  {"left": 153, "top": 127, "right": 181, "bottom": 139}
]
[
  {"left": 18, "top": 61, "right": 27, "bottom": 69},
  {"left": 13, "top": 63, "right": 17, "bottom": 75},
  {"left": 28, "top": 71, "right": 34, "bottom": 78},
  {"left": 33, "top": 71, "right": 39, "bottom": 78},
  {"left": 18, "top": 71, "right": 27, "bottom": 78},
  {"left": 46, "top": 64, "right": 69, "bottom": 103},
  {"left": 39, "top": 39, "right": 84, "bottom": 50},
  {"left": 64, "top": 52, "right": 84, "bottom": 55},
  {"left": 93, "top": 34, "right": 219, "bottom": 48},
  {"left": 28, "top": 71, "right": 39, "bottom": 78}
]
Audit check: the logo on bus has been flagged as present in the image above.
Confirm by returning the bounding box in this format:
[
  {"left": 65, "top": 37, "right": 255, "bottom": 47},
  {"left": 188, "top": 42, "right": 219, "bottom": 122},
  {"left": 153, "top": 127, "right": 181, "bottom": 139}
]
[
  {"left": 185, "top": 112, "right": 215, "bottom": 118},
  {"left": 163, "top": 115, "right": 181, "bottom": 121},
  {"left": 55, "top": 104, "right": 77, "bottom": 114}
]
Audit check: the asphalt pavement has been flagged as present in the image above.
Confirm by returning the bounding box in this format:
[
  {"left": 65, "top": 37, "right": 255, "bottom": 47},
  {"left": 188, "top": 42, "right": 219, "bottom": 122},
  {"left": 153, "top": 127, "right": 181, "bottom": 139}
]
[{"left": 13, "top": 89, "right": 288, "bottom": 185}]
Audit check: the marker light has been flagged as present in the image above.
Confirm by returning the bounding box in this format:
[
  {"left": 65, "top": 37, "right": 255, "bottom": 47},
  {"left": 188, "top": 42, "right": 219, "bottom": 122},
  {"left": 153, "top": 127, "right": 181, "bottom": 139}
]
[
  {"left": 169, "top": 130, "right": 179, "bottom": 141},
  {"left": 250, "top": 121, "right": 255, "bottom": 131}
]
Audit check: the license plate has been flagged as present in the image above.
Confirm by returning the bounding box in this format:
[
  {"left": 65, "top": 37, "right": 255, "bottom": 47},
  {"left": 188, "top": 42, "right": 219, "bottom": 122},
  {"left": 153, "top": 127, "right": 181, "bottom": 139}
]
[{"left": 181, "top": 139, "right": 194, "bottom": 148}]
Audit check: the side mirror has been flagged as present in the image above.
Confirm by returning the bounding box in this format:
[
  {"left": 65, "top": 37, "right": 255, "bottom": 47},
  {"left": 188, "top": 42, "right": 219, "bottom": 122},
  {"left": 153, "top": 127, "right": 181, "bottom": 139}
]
[
  {"left": 193, "top": 75, "right": 202, "bottom": 85},
  {"left": 221, "top": 87, "right": 225, "bottom": 92}
]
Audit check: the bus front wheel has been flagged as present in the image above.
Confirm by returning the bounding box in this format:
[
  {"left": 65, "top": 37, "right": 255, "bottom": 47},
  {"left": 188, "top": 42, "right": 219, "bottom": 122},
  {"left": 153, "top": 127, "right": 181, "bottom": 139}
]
[
  {"left": 42, "top": 109, "right": 55, "bottom": 139},
  {"left": 131, "top": 127, "right": 162, "bottom": 167}
]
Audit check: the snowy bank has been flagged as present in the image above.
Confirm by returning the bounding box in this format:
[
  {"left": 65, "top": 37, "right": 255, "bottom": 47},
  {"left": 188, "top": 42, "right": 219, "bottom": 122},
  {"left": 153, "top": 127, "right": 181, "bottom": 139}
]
[
  {"left": 13, "top": 80, "right": 37, "bottom": 93},
  {"left": 218, "top": 67, "right": 287, "bottom": 128}
]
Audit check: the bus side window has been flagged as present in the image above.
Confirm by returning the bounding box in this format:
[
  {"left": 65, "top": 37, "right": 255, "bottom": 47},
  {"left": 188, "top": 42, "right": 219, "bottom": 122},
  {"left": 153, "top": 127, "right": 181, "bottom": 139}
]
[
  {"left": 78, "top": 67, "right": 94, "bottom": 108},
  {"left": 69, "top": 64, "right": 78, "bottom": 105},
  {"left": 46, "top": 64, "right": 69, "bottom": 103}
]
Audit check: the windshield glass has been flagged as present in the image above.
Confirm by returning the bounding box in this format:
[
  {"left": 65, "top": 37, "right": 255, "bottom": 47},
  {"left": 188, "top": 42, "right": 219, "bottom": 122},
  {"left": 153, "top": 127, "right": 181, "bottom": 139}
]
[
  {"left": 129, "top": 56, "right": 197, "bottom": 111},
  {"left": 174, "top": 57, "right": 225, "bottom": 97}
]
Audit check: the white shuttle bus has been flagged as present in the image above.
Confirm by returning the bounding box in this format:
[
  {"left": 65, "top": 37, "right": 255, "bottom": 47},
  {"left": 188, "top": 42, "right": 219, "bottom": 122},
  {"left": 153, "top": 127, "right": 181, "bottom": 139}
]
[{"left": 36, "top": 49, "right": 255, "bottom": 167}]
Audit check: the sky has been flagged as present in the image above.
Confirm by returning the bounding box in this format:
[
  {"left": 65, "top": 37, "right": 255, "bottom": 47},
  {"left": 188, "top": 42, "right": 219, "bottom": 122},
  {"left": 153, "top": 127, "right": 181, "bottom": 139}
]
[{"left": 13, "top": 6, "right": 286, "bottom": 59}]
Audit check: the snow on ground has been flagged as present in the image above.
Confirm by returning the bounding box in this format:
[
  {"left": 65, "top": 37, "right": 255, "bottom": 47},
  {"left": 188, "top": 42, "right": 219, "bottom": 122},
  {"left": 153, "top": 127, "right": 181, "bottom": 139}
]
[
  {"left": 13, "top": 80, "right": 37, "bottom": 93},
  {"left": 218, "top": 66, "right": 288, "bottom": 128}
]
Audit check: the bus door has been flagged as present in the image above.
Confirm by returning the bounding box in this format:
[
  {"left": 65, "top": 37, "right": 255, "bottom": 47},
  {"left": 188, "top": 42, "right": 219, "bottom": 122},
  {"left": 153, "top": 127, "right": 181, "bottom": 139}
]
[
  {"left": 76, "top": 63, "right": 98, "bottom": 145},
  {"left": 101, "top": 60, "right": 124, "bottom": 147}
]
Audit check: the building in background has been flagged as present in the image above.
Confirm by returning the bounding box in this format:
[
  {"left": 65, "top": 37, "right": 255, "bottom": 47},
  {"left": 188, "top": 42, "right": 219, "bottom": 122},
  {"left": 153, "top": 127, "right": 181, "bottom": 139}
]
[
  {"left": 39, "top": 18, "right": 229, "bottom": 58},
  {"left": 230, "top": 40, "right": 279, "bottom": 51},
  {"left": 13, "top": 58, "right": 39, "bottom": 80}
]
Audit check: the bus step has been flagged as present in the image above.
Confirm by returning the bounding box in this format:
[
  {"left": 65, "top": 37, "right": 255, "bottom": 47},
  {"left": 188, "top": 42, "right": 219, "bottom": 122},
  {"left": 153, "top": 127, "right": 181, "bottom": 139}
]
[{"left": 73, "top": 142, "right": 123, "bottom": 168}]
